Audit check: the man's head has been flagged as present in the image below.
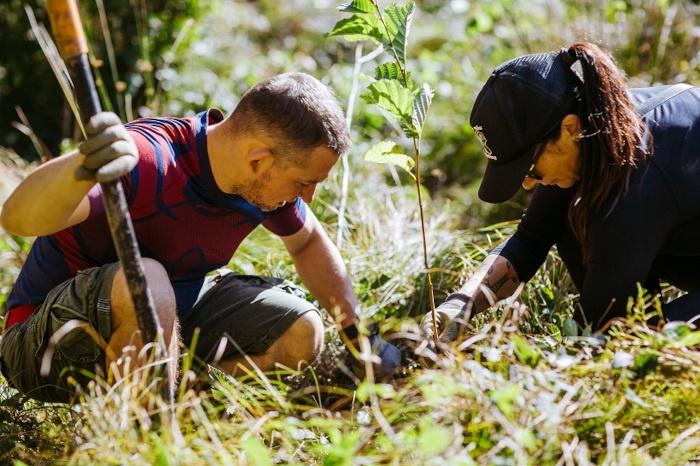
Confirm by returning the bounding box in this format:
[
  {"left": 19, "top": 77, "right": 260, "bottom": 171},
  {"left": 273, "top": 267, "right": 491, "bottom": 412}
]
[
  {"left": 228, "top": 144, "right": 340, "bottom": 212},
  {"left": 215, "top": 73, "right": 351, "bottom": 211},
  {"left": 229, "top": 72, "right": 351, "bottom": 168}
]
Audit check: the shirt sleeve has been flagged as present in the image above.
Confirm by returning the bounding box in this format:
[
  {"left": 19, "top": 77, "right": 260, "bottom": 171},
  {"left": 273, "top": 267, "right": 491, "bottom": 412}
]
[
  {"left": 262, "top": 198, "right": 308, "bottom": 236},
  {"left": 499, "top": 185, "right": 573, "bottom": 282}
]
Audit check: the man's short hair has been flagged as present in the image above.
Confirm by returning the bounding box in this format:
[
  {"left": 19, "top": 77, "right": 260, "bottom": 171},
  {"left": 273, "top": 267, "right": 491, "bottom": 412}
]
[{"left": 230, "top": 73, "right": 352, "bottom": 167}]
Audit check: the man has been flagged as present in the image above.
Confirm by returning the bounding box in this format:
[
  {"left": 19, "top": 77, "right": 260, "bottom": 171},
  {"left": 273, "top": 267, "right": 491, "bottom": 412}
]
[{"left": 0, "top": 72, "right": 400, "bottom": 403}]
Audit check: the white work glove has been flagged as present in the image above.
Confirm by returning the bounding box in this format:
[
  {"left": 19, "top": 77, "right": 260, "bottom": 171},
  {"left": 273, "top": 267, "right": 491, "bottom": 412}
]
[
  {"left": 421, "top": 293, "right": 474, "bottom": 343},
  {"left": 77, "top": 112, "right": 138, "bottom": 182},
  {"left": 343, "top": 323, "right": 401, "bottom": 381}
]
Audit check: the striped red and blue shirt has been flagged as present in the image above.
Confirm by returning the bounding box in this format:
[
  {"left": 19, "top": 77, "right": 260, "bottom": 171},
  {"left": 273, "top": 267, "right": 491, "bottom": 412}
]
[{"left": 7, "top": 109, "right": 307, "bottom": 317}]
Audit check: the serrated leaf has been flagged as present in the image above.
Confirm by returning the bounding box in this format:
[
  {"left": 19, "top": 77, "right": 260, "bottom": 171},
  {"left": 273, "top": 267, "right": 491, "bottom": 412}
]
[
  {"left": 412, "top": 83, "right": 434, "bottom": 136},
  {"left": 364, "top": 140, "right": 415, "bottom": 177},
  {"left": 374, "top": 62, "right": 404, "bottom": 83},
  {"left": 382, "top": 2, "right": 415, "bottom": 63},
  {"left": 326, "top": 15, "right": 384, "bottom": 43},
  {"left": 339, "top": 0, "right": 375, "bottom": 14},
  {"left": 361, "top": 79, "right": 413, "bottom": 136}
]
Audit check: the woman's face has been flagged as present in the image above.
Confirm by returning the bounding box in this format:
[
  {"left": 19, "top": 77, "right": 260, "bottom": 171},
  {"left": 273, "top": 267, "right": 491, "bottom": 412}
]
[{"left": 522, "top": 114, "right": 582, "bottom": 191}]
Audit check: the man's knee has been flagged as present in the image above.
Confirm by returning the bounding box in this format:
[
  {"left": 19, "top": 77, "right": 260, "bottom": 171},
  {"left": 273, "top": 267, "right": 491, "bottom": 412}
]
[
  {"left": 278, "top": 311, "right": 324, "bottom": 368},
  {"left": 141, "top": 258, "right": 178, "bottom": 338},
  {"left": 111, "top": 258, "right": 178, "bottom": 342}
]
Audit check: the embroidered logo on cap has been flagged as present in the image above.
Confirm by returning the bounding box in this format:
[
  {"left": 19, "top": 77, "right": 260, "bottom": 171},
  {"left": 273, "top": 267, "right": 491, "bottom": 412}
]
[{"left": 473, "top": 125, "right": 496, "bottom": 160}]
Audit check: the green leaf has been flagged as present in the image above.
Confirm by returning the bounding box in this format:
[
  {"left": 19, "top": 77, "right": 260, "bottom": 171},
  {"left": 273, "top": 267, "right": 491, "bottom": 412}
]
[
  {"left": 465, "top": 12, "right": 494, "bottom": 36},
  {"left": 374, "top": 62, "right": 410, "bottom": 87},
  {"left": 678, "top": 331, "right": 700, "bottom": 347},
  {"left": 489, "top": 384, "right": 521, "bottom": 417},
  {"left": 361, "top": 79, "right": 413, "bottom": 136},
  {"left": 242, "top": 437, "right": 274, "bottom": 466},
  {"left": 339, "top": 0, "right": 375, "bottom": 14},
  {"left": 364, "top": 141, "right": 415, "bottom": 177},
  {"left": 662, "top": 321, "right": 694, "bottom": 341},
  {"left": 153, "top": 436, "right": 170, "bottom": 466},
  {"left": 412, "top": 83, "right": 434, "bottom": 137},
  {"left": 326, "top": 15, "right": 384, "bottom": 43},
  {"left": 382, "top": 2, "right": 415, "bottom": 63},
  {"left": 562, "top": 317, "right": 579, "bottom": 337},
  {"left": 417, "top": 425, "right": 452, "bottom": 455},
  {"left": 632, "top": 352, "right": 658, "bottom": 378},
  {"left": 512, "top": 334, "right": 541, "bottom": 367}
]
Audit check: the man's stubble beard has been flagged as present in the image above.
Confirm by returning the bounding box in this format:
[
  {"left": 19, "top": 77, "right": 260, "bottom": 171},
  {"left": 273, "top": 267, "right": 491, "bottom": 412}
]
[{"left": 229, "top": 169, "right": 278, "bottom": 212}]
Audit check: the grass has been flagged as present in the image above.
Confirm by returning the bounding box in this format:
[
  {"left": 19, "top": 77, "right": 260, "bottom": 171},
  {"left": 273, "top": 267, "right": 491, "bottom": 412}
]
[
  {"left": 3, "top": 0, "right": 700, "bottom": 462},
  {"left": 1, "top": 153, "right": 700, "bottom": 465}
]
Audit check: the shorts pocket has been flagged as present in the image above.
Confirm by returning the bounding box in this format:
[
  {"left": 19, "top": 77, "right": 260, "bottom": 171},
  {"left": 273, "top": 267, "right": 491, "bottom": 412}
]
[{"left": 46, "top": 304, "right": 103, "bottom": 365}]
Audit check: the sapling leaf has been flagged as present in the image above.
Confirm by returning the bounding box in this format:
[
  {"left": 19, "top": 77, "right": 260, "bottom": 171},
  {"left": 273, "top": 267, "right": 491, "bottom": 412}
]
[
  {"left": 364, "top": 140, "right": 416, "bottom": 178},
  {"left": 374, "top": 62, "right": 411, "bottom": 87},
  {"left": 361, "top": 79, "right": 414, "bottom": 136},
  {"left": 339, "top": 0, "right": 375, "bottom": 14},
  {"left": 326, "top": 15, "right": 384, "bottom": 43},
  {"left": 383, "top": 2, "right": 415, "bottom": 63},
  {"left": 412, "top": 83, "right": 434, "bottom": 136}
]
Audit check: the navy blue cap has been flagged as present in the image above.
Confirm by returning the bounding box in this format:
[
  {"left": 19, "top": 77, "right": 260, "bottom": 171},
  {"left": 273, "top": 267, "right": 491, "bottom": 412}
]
[{"left": 472, "top": 50, "right": 581, "bottom": 203}]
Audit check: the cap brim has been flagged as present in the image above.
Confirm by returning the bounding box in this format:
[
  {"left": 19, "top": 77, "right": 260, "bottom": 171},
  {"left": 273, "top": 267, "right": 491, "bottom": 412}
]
[{"left": 478, "top": 146, "right": 536, "bottom": 204}]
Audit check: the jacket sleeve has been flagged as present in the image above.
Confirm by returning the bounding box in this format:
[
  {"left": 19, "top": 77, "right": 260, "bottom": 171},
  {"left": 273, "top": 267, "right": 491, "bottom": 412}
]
[{"left": 498, "top": 185, "right": 573, "bottom": 282}]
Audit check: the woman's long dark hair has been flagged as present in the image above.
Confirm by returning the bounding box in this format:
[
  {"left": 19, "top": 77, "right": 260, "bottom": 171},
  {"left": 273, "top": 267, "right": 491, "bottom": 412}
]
[{"left": 557, "top": 43, "right": 649, "bottom": 261}]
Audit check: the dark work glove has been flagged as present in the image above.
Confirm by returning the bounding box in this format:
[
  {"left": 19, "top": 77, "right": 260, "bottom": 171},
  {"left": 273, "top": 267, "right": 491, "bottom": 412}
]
[
  {"left": 421, "top": 293, "right": 474, "bottom": 343},
  {"left": 343, "top": 323, "right": 401, "bottom": 381},
  {"left": 77, "top": 112, "right": 138, "bottom": 182}
]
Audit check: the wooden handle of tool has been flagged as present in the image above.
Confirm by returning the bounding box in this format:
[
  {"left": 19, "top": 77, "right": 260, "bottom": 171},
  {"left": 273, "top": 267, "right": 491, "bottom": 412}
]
[{"left": 46, "top": 0, "right": 161, "bottom": 345}]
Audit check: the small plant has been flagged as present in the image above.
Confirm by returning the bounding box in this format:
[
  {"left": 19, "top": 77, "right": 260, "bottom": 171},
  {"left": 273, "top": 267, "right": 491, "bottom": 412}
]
[{"left": 327, "top": 0, "right": 438, "bottom": 339}]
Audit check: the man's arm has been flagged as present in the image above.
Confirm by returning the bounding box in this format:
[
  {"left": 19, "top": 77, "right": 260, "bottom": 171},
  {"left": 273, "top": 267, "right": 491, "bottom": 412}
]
[
  {"left": 0, "top": 150, "right": 93, "bottom": 236},
  {"left": 280, "top": 208, "right": 401, "bottom": 377},
  {"left": 280, "top": 209, "right": 358, "bottom": 328},
  {"left": 1, "top": 113, "right": 138, "bottom": 237}
]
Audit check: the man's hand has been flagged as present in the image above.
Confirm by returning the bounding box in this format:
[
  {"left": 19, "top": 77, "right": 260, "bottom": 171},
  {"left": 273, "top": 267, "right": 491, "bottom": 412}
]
[
  {"left": 421, "top": 293, "right": 474, "bottom": 343},
  {"left": 77, "top": 112, "right": 138, "bottom": 182},
  {"left": 343, "top": 323, "right": 401, "bottom": 381}
]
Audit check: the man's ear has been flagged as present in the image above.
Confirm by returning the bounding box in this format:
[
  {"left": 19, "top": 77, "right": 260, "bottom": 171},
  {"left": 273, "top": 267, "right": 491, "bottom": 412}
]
[{"left": 247, "top": 147, "right": 274, "bottom": 174}]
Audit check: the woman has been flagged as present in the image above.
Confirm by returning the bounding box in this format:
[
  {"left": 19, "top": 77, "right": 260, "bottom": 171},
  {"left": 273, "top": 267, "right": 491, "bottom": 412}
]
[{"left": 425, "top": 42, "right": 700, "bottom": 339}]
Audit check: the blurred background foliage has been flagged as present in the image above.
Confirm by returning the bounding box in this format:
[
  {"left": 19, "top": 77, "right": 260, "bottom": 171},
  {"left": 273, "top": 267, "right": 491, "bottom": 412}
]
[{"left": 1, "top": 0, "right": 699, "bottom": 229}]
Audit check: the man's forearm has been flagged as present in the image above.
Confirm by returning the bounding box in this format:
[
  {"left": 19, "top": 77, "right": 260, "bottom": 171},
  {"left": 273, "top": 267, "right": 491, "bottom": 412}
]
[
  {"left": 1, "top": 150, "right": 93, "bottom": 236},
  {"left": 288, "top": 225, "right": 359, "bottom": 328}
]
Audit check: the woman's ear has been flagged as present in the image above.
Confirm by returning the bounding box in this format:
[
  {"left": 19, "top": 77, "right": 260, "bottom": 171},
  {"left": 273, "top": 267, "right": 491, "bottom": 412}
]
[{"left": 561, "top": 114, "right": 582, "bottom": 142}]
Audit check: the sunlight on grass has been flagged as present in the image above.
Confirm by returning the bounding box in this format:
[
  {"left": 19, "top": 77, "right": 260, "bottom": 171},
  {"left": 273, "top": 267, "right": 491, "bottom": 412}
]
[
  {"left": 2, "top": 0, "right": 700, "bottom": 461},
  {"left": 2, "top": 169, "right": 700, "bottom": 464}
]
